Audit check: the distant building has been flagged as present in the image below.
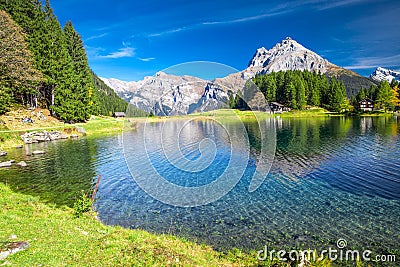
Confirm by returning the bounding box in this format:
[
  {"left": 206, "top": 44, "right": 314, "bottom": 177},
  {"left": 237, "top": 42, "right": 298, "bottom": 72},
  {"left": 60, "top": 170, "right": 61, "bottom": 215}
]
[
  {"left": 359, "top": 97, "right": 374, "bottom": 112},
  {"left": 270, "top": 102, "right": 289, "bottom": 113},
  {"left": 113, "top": 112, "right": 126, "bottom": 118}
]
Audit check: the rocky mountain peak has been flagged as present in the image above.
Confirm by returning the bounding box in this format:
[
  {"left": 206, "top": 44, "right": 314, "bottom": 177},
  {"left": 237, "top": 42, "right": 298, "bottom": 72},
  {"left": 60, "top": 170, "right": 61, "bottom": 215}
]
[
  {"left": 370, "top": 67, "right": 400, "bottom": 83},
  {"left": 247, "top": 37, "right": 332, "bottom": 74}
]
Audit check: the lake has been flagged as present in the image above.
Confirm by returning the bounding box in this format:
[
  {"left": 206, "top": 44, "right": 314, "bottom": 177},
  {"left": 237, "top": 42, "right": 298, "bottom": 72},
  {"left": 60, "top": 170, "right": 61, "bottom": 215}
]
[{"left": 1, "top": 116, "right": 399, "bottom": 255}]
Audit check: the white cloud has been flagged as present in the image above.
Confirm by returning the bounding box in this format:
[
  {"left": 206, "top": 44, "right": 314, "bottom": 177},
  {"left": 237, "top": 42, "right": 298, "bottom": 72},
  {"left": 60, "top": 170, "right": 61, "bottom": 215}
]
[{"left": 99, "top": 47, "right": 136, "bottom": 59}]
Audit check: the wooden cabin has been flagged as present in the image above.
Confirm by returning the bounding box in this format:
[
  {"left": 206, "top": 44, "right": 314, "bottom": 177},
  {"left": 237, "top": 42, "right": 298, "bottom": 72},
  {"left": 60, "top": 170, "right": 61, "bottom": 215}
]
[
  {"left": 359, "top": 97, "right": 374, "bottom": 112},
  {"left": 270, "top": 102, "right": 289, "bottom": 113},
  {"left": 113, "top": 112, "right": 126, "bottom": 118}
]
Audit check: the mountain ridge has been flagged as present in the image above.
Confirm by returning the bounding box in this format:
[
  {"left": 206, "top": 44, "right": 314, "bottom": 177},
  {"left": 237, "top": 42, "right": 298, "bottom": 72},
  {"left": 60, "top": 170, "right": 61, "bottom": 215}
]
[
  {"left": 102, "top": 37, "right": 376, "bottom": 115},
  {"left": 370, "top": 67, "right": 400, "bottom": 83}
]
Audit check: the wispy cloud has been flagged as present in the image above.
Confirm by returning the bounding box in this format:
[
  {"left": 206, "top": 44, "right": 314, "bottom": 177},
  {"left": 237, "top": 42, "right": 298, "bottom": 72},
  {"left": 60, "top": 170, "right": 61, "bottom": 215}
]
[
  {"left": 202, "top": 10, "right": 291, "bottom": 25},
  {"left": 99, "top": 47, "right": 136, "bottom": 59},
  {"left": 147, "top": 27, "right": 187, "bottom": 37},
  {"left": 317, "top": 0, "right": 371, "bottom": 10},
  {"left": 138, "top": 57, "right": 156, "bottom": 62},
  {"left": 85, "top": 33, "right": 108, "bottom": 41},
  {"left": 144, "top": 0, "right": 369, "bottom": 39},
  {"left": 344, "top": 54, "right": 400, "bottom": 69},
  {"left": 146, "top": 9, "right": 291, "bottom": 38}
]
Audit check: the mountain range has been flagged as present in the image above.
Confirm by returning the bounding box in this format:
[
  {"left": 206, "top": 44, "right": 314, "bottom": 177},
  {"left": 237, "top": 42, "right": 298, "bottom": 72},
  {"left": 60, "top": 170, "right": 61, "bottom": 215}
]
[{"left": 101, "top": 37, "right": 377, "bottom": 115}]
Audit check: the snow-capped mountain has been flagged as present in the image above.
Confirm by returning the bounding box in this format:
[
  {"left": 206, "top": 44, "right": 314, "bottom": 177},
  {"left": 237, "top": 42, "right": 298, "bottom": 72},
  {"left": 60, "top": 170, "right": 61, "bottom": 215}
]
[
  {"left": 101, "top": 37, "right": 372, "bottom": 115},
  {"left": 370, "top": 67, "right": 400, "bottom": 83}
]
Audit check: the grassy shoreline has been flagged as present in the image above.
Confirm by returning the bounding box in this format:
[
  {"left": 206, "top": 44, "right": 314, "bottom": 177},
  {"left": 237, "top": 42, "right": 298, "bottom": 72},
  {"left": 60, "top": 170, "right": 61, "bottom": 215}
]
[{"left": 0, "top": 182, "right": 268, "bottom": 266}]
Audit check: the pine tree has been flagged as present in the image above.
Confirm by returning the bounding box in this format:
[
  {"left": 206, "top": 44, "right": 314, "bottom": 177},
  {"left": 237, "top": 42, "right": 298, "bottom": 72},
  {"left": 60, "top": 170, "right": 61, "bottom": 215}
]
[
  {"left": 326, "top": 79, "right": 347, "bottom": 112},
  {"left": 286, "top": 82, "right": 297, "bottom": 108},
  {"left": 294, "top": 76, "right": 306, "bottom": 109},
  {"left": 1, "top": 0, "right": 130, "bottom": 119},
  {"left": 63, "top": 21, "right": 94, "bottom": 120}
]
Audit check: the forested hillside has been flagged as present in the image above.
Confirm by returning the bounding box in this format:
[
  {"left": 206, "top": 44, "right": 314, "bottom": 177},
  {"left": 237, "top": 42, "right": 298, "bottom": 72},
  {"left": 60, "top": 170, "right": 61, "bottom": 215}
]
[
  {"left": 247, "top": 70, "right": 350, "bottom": 112},
  {"left": 91, "top": 71, "right": 147, "bottom": 117},
  {"left": 0, "top": 0, "right": 130, "bottom": 121}
]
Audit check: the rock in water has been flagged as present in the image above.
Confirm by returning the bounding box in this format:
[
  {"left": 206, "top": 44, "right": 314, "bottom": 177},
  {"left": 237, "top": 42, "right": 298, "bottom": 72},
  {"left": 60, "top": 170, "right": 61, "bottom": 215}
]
[
  {"left": 0, "top": 161, "right": 13, "bottom": 168},
  {"left": 17, "top": 161, "right": 27, "bottom": 167},
  {"left": 0, "top": 151, "right": 7, "bottom": 156},
  {"left": 32, "top": 150, "right": 45, "bottom": 155}
]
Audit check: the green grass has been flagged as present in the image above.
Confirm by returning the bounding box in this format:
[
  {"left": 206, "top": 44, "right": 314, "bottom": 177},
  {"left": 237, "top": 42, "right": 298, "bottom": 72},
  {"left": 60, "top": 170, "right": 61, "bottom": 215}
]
[
  {"left": 274, "top": 108, "right": 330, "bottom": 118},
  {"left": 0, "top": 126, "right": 23, "bottom": 150},
  {"left": 76, "top": 116, "right": 124, "bottom": 136}
]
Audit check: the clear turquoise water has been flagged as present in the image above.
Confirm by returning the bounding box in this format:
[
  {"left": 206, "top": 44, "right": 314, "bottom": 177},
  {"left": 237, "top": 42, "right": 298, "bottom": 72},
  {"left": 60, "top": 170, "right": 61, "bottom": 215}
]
[{"left": 1, "top": 116, "right": 399, "bottom": 256}]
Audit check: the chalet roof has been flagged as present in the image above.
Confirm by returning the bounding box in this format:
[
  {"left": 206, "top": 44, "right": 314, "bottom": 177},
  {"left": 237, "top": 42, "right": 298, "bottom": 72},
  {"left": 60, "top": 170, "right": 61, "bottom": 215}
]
[
  {"left": 270, "top": 102, "right": 285, "bottom": 107},
  {"left": 359, "top": 97, "right": 373, "bottom": 103}
]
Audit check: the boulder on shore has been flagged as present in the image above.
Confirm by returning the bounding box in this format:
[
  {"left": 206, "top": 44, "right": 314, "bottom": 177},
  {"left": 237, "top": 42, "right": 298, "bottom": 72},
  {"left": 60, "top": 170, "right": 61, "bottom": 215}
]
[
  {"left": 75, "top": 126, "right": 86, "bottom": 135},
  {"left": 0, "top": 241, "right": 30, "bottom": 260},
  {"left": 0, "top": 151, "right": 7, "bottom": 157},
  {"left": 0, "top": 161, "right": 13, "bottom": 168},
  {"left": 17, "top": 161, "right": 28, "bottom": 167},
  {"left": 20, "top": 131, "right": 69, "bottom": 144}
]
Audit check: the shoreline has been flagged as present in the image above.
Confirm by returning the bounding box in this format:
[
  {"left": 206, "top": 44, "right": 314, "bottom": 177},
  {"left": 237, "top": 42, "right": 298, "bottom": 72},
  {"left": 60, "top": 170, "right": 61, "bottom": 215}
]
[
  {"left": 1, "top": 109, "right": 395, "bottom": 150},
  {"left": 0, "top": 182, "right": 335, "bottom": 266},
  {"left": 0, "top": 182, "right": 265, "bottom": 266}
]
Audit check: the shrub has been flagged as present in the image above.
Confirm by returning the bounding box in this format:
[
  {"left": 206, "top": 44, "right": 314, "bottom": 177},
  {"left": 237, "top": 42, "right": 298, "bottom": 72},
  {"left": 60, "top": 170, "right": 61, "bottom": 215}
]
[{"left": 73, "top": 191, "right": 93, "bottom": 217}]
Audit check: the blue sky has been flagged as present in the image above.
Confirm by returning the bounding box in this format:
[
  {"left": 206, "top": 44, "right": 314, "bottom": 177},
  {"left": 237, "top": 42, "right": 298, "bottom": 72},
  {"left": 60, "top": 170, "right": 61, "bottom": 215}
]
[{"left": 51, "top": 0, "right": 400, "bottom": 81}]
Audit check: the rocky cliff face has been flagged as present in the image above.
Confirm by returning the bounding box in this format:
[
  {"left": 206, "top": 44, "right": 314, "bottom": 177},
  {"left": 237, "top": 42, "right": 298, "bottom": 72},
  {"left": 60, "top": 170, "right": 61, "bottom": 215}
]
[
  {"left": 101, "top": 37, "right": 368, "bottom": 115},
  {"left": 370, "top": 67, "right": 400, "bottom": 83},
  {"left": 247, "top": 37, "right": 333, "bottom": 75}
]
